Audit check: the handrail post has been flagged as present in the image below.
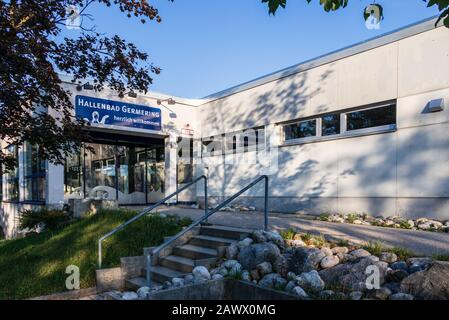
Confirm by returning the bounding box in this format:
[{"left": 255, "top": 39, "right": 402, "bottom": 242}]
[
  {"left": 264, "top": 176, "right": 269, "bottom": 231},
  {"left": 98, "top": 240, "right": 102, "bottom": 269},
  {"left": 146, "top": 253, "right": 152, "bottom": 287},
  {"left": 204, "top": 176, "right": 208, "bottom": 220}
]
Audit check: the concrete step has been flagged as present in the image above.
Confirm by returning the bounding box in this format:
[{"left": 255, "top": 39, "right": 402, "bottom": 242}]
[
  {"left": 160, "top": 255, "right": 195, "bottom": 273},
  {"left": 200, "top": 225, "right": 252, "bottom": 240},
  {"left": 173, "top": 244, "right": 217, "bottom": 260},
  {"left": 125, "top": 276, "right": 161, "bottom": 291},
  {"left": 189, "top": 234, "right": 236, "bottom": 249},
  {"left": 142, "top": 265, "right": 187, "bottom": 284}
]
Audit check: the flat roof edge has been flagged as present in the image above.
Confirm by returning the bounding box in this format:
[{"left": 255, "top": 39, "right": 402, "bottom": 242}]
[{"left": 201, "top": 16, "right": 441, "bottom": 103}]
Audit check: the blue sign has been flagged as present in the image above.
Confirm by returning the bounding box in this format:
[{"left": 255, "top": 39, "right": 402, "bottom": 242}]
[{"left": 75, "top": 95, "right": 162, "bottom": 131}]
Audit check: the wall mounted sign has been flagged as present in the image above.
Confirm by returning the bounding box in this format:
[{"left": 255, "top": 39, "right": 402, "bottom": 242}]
[{"left": 75, "top": 95, "right": 162, "bottom": 131}]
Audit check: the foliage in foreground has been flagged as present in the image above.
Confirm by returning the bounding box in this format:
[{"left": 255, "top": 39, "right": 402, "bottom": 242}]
[
  {"left": 19, "top": 208, "right": 71, "bottom": 231},
  {"left": 0, "top": 209, "right": 191, "bottom": 300}
]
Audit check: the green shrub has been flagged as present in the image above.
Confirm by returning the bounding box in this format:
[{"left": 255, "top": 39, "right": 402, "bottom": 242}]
[
  {"left": 363, "top": 240, "right": 384, "bottom": 256},
  {"left": 433, "top": 253, "right": 449, "bottom": 261},
  {"left": 19, "top": 208, "right": 71, "bottom": 231},
  {"left": 319, "top": 213, "right": 330, "bottom": 221},
  {"left": 388, "top": 247, "right": 414, "bottom": 261},
  {"left": 279, "top": 228, "right": 296, "bottom": 240},
  {"left": 346, "top": 213, "right": 358, "bottom": 224}
]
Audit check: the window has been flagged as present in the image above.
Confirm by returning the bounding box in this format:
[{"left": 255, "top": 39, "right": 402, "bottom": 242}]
[
  {"left": 322, "top": 114, "right": 340, "bottom": 136},
  {"left": 284, "top": 119, "right": 316, "bottom": 141},
  {"left": 4, "top": 145, "right": 19, "bottom": 202},
  {"left": 177, "top": 137, "right": 194, "bottom": 184},
  {"left": 347, "top": 104, "right": 396, "bottom": 131},
  {"left": 23, "top": 142, "right": 46, "bottom": 202},
  {"left": 0, "top": 166, "right": 3, "bottom": 202}
]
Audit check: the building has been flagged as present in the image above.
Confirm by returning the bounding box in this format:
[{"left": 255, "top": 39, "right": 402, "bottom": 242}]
[{"left": 1, "top": 17, "right": 449, "bottom": 238}]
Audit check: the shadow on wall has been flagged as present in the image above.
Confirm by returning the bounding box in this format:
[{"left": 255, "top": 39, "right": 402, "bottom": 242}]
[{"left": 200, "top": 65, "right": 449, "bottom": 220}]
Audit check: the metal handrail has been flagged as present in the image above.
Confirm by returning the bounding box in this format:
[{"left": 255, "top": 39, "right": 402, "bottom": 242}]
[
  {"left": 98, "top": 175, "right": 208, "bottom": 269},
  {"left": 146, "top": 175, "right": 269, "bottom": 287}
]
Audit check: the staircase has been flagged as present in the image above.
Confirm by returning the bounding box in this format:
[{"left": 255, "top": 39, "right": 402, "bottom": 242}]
[{"left": 125, "top": 224, "right": 252, "bottom": 290}]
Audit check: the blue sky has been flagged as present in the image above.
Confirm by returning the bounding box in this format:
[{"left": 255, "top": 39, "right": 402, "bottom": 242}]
[{"left": 67, "top": 0, "right": 439, "bottom": 98}]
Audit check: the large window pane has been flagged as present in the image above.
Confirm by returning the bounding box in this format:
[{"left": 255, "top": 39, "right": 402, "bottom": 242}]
[
  {"left": 322, "top": 114, "right": 340, "bottom": 136},
  {"left": 347, "top": 104, "right": 396, "bottom": 131},
  {"left": 177, "top": 137, "right": 194, "bottom": 184},
  {"left": 65, "top": 152, "right": 83, "bottom": 199},
  {"left": 284, "top": 120, "right": 317, "bottom": 141},
  {"left": 4, "top": 145, "right": 19, "bottom": 201},
  {"left": 84, "top": 143, "right": 116, "bottom": 200},
  {"left": 23, "top": 142, "right": 46, "bottom": 202},
  {"left": 202, "top": 135, "right": 223, "bottom": 157}
]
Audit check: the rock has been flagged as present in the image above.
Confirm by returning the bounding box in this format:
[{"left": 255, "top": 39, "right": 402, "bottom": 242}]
[
  {"left": 334, "top": 292, "right": 347, "bottom": 300},
  {"left": 226, "top": 243, "right": 239, "bottom": 259},
  {"left": 296, "top": 270, "right": 325, "bottom": 293},
  {"left": 321, "top": 247, "right": 333, "bottom": 256},
  {"left": 258, "top": 273, "right": 287, "bottom": 290},
  {"left": 386, "top": 269, "right": 408, "bottom": 282},
  {"left": 241, "top": 270, "right": 251, "bottom": 282},
  {"left": 319, "top": 290, "right": 335, "bottom": 300},
  {"left": 285, "top": 281, "right": 297, "bottom": 294},
  {"left": 289, "top": 239, "right": 307, "bottom": 247},
  {"left": 223, "top": 259, "right": 240, "bottom": 270},
  {"left": 212, "top": 274, "right": 224, "bottom": 280},
  {"left": 349, "top": 291, "right": 363, "bottom": 300},
  {"left": 319, "top": 257, "right": 388, "bottom": 292},
  {"left": 379, "top": 252, "right": 398, "bottom": 264},
  {"left": 367, "top": 255, "right": 380, "bottom": 262},
  {"left": 273, "top": 255, "right": 289, "bottom": 277},
  {"left": 192, "top": 266, "right": 211, "bottom": 281},
  {"left": 373, "top": 287, "right": 392, "bottom": 300},
  {"left": 287, "top": 272, "right": 297, "bottom": 281},
  {"left": 320, "top": 255, "right": 340, "bottom": 269},
  {"left": 353, "top": 219, "right": 363, "bottom": 225},
  {"left": 263, "top": 231, "right": 285, "bottom": 247},
  {"left": 184, "top": 274, "right": 194, "bottom": 285},
  {"left": 252, "top": 230, "right": 267, "bottom": 243},
  {"left": 331, "top": 247, "right": 349, "bottom": 255},
  {"left": 136, "top": 287, "right": 150, "bottom": 299},
  {"left": 406, "top": 257, "right": 432, "bottom": 269},
  {"left": 283, "top": 247, "right": 326, "bottom": 274},
  {"left": 400, "top": 261, "right": 449, "bottom": 300},
  {"left": 350, "top": 249, "right": 371, "bottom": 258},
  {"left": 389, "top": 293, "right": 414, "bottom": 300},
  {"left": 238, "top": 243, "right": 281, "bottom": 270},
  {"left": 238, "top": 238, "right": 253, "bottom": 248},
  {"left": 218, "top": 267, "right": 229, "bottom": 276},
  {"left": 407, "top": 220, "right": 415, "bottom": 228},
  {"left": 250, "top": 269, "right": 260, "bottom": 281},
  {"left": 292, "top": 286, "right": 309, "bottom": 299},
  {"left": 391, "top": 261, "right": 408, "bottom": 271},
  {"left": 409, "top": 264, "right": 422, "bottom": 274},
  {"left": 163, "top": 281, "right": 172, "bottom": 289},
  {"left": 382, "top": 282, "right": 400, "bottom": 294},
  {"left": 122, "top": 291, "right": 139, "bottom": 300},
  {"left": 172, "top": 278, "right": 185, "bottom": 288},
  {"left": 256, "top": 262, "right": 273, "bottom": 276}
]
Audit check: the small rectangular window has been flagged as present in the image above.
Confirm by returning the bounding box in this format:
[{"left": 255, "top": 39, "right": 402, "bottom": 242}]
[
  {"left": 284, "top": 119, "right": 316, "bottom": 141},
  {"left": 322, "top": 114, "right": 340, "bottom": 136},
  {"left": 347, "top": 104, "right": 396, "bottom": 131},
  {"left": 4, "top": 145, "right": 19, "bottom": 202}
]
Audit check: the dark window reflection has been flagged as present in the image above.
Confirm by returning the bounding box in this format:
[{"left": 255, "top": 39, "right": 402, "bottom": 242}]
[
  {"left": 347, "top": 104, "right": 396, "bottom": 131},
  {"left": 322, "top": 114, "right": 340, "bottom": 136},
  {"left": 285, "top": 120, "right": 316, "bottom": 140}
]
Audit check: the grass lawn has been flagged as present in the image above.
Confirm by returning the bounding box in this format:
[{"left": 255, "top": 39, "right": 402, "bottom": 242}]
[{"left": 0, "top": 209, "right": 192, "bottom": 300}]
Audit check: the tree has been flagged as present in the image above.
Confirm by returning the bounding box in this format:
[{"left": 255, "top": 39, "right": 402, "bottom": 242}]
[
  {"left": 0, "top": 0, "right": 171, "bottom": 170},
  {"left": 261, "top": 0, "right": 449, "bottom": 27}
]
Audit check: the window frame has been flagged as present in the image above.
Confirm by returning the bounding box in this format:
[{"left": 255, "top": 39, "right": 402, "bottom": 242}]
[
  {"left": 23, "top": 142, "right": 46, "bottom": 204},
  {"left": 280, "top": 101, "right": 397, "bottom": 146}
]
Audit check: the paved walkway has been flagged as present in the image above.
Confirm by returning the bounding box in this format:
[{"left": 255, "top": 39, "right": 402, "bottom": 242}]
[{"left": 153, "top": 206, "right": 449, "bottom": 256}]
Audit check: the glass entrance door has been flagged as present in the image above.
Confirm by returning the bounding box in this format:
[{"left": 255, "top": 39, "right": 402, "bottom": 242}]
[{"left": 64, "top": 140, "right": 165, "bottom": 205}]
